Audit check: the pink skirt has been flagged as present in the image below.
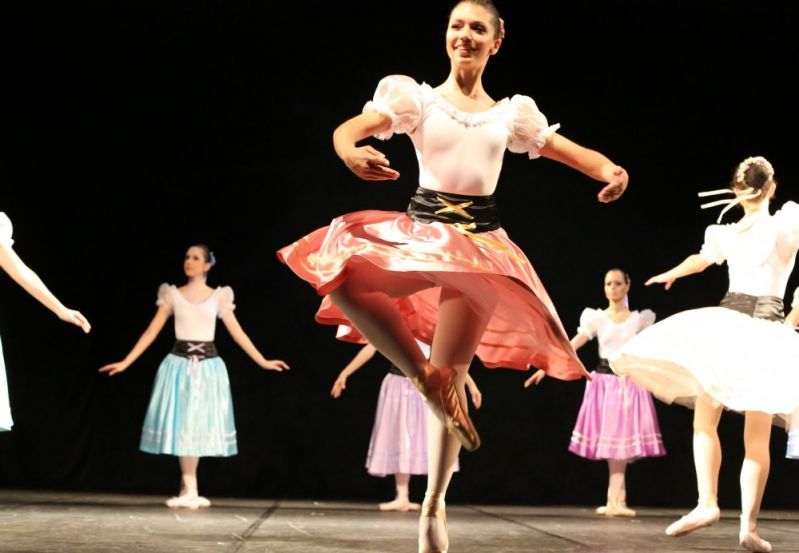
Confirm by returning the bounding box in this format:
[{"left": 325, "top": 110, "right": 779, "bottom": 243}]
[
  {"left": 277, "top": 210, "right": 587, "bottom": 380},
  {"left": 365, "top": 373, "right": 460, "bottom": 476},
  {"left": 568, "top": 372, "right": 667, "bottom": 461}
]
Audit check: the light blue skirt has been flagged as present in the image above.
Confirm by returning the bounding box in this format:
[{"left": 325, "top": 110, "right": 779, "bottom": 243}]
[
  {"left": 139, "top": 353, "right": 237, "bottom": 457},
  {"left": 0, "top": 335, "right": 12, "bottom": 432}
]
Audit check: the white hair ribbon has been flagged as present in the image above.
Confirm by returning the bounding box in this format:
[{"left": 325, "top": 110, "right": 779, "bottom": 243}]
[{"left": 698, "top": 187, "right": 761, "bottom": 223}]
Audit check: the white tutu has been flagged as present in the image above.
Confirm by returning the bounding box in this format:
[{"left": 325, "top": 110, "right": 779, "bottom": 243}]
[{"left": 610, "top": 306, "right": 799, "bottom": 427}]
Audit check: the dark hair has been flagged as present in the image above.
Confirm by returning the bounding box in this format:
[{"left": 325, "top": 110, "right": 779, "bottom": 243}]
[
  {"left": 449, "top": 0, "right": 502, "bottom": 39},
  {"left": 730, "top": 157, "right": 776, "bottom": 196},
  {"left": 606, "top": 268, "right": 630, "bottom": 285},
  {"left": 189, "top": 243, "right": 217, "bottom": 268}
]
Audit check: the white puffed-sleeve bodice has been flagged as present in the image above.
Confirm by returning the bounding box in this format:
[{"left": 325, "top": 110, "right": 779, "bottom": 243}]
[
  {"left": 0, "top": 212, "right": 14, "bottom": 247},
  {"left": 156, "top": 284, "right": 236, "bottom": 342},
  {"left": 700, "top": 201, "right": 799, "bottom": 297},
  {"left": 362, "top": 75, "right": 560, "bottom": 196},
  {"left": 577, "top": 308, "right": 656, "bottom": 360}
]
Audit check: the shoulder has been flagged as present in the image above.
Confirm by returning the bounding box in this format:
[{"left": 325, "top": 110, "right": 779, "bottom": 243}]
[
  {"left": 634, "top": 309, "right": 656, "bottom": 325},
  {"left": 579, "top": 307, "right": 606, "bottom": 325},
  {"left": 158, "top": 282, "right": 176, "bottom": 294}
]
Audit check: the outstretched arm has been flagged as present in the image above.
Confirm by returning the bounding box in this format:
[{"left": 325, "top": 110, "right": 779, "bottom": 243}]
[
  {"left": 0, "top": 244, "right": 91, "bottom": 333},
  {"left": 220, "top": 310, "right": 289, "bottom": 371},
  {"left": 525, "top": 333, "right": 590, "bottom": 387},
  {"left": 646, "top": 253, "right": 711, "bottom": 290},
  {"left": 331, "top": 343, "right": 378, "bottom": 398},
  {"left": 332, "top": 111, "right": 400, "bottom": 181},
  {"left": 98, "top": 306, "right": 170, "bottom": 375},
  {"left": 540, "top": 134, "right": 628, "bottom": 203}
]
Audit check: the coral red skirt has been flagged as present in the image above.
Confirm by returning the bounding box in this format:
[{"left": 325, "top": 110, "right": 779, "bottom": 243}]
[{"left": 277, "top": 207, "right": 587, "bottom": 381}]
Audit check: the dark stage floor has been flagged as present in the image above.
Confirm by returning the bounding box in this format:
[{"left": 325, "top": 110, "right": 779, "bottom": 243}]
[{"left": 0, "top": 489, "right": 797, "bottom": 552}]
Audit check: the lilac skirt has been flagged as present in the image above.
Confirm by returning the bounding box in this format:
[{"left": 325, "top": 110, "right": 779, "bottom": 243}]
[
  {"left": 568, "top": 371, "right": 667, "bottom": 461},
  {"left": 365, "top": 373, "right": 459, "bottom": 476}
]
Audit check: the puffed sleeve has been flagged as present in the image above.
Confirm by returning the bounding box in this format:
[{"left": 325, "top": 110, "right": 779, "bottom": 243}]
[
  {"left": 0, "top": 212, "right": 14, "bottom": 247},
  {"left": 506, "top": 95, "right": 561, "bottom": 159},
  {"left": 699, "top": 225, "right": 726, "bottom": 265},
  {"left": 155, "top": 283, "right": 173, "bottom": 313},
  {"left": 362, "top": 75, "right": 423, "bottom": 140},
  {"left": 637, "top": 309, "right": 656, "bottom": 331},
  {"left": 774, "top": 201, "right": 799, "bottom": 250},
  {"left": 217, "top": 286, "right": 236, "bottom": 318},
  {"left": 576, "top": 308, "right": 602, "bottom": 339}
]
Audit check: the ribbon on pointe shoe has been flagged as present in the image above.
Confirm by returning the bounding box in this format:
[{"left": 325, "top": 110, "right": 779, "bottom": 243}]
[
  {"left": 419, "top": 492, "right": 448, "bottom": 553},
  {"left": 410, "top": 363, "right": 481, "bottom": 451}
]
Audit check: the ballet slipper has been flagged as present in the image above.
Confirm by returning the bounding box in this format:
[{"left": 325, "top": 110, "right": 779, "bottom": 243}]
[
  {"left": 418, "top": 492, "right": 448, "bottom": 553},
  {"left": 165, "top": 493, "right": 210, "bottom": 509},
  {"left": 665, "top": 503, "right": 720, "bottom": 537},
  {"left": 378, "top": 497, "right": 420, "bottom": 512},
  {"left": 739, "top": 516, "right": 772, "bottom": 552},
  {"left": 165, "top": 494, "right": 201, "bottom": 509},
  {"left": 411, "top": 363, "right": 480, "bottom": 452},
  {"left": 599, "top": 497, "right": 636, "bottom": 517}
]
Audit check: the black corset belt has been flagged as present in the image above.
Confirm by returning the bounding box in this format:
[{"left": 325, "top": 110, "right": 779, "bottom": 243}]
[
  {"left": 719, "top": 292, "right": 784, "bottom": 322},
  {"left": 170, "top": 340, "right": 218, "bottom": 359},
  {"left": 406, "top": 186, "right": 500, "bottom": 233}
]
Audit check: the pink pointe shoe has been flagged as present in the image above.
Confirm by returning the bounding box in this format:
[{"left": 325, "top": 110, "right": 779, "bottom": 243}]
[
  {"left": 665, "top": 504, "right": 720, "bottom": 537},
  {"left": 418, "top": 492, "right": 448, "bottom": 553}
]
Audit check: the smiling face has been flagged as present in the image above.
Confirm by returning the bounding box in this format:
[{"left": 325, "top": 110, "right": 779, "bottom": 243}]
[
  {"left": 604, "top": 270, "right": 630, "bottom": 304},
  {"left": 183, "top": 246, "right": 211, "bottom": 279},
  {"left": 446, "top": 2, "right": 502, "bottom": 70}
]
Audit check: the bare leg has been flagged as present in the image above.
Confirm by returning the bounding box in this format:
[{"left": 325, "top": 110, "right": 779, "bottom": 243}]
[
  {"left": 597, "top": 459, "right": 636, "bottom": 516},
  {"left": 379, "top": 473, "right": 420, "bottom": 511},
  {"left": 738, "top": 411, "right": 772, "bottom": 552},
  {"left": 329, "top": 262, "right": 432, "bottom": 379},
  {"left": 331, "top": 264, "right": 480, "bottom": 451},
  {"left": 419, "top": 287, "right": 496, "bottom": 553},
  {"left": 665, "top": 395, "right": 722, "bottom": 536},
  {"left": 165, "top": 456, "right": 210, "bottom": 509}
]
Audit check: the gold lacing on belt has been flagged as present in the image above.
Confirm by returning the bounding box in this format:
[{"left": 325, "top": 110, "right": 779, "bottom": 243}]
[
  {"left": 435, "top": 196, "right": 526, "bottom": 264},
  {"left": 435, "top": 196, "right": 475, "bottom": 220}
]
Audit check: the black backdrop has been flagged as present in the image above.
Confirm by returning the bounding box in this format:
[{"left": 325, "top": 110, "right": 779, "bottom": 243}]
[{"left": 1, "top": 0, "right": 798, "bottom": 509}]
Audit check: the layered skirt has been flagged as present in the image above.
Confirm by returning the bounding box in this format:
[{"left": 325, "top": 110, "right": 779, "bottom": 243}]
[
  {"left": 277, "top": 187, "right": 586, "bottom": 380},
  {"left": 610, "top": 293, "right": 799, "bottom": 430},
  {"left": 568, "top": 362, "right": 666, "bottom": 461},
  {"left": 139, "top": 350, "right": 237, "bottom": 457}
]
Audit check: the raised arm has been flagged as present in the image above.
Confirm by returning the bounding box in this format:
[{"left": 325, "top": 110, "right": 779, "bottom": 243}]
[
  {"left": 220, "top": 310, "right": 289, "bottom": 371},
  {"left": 330, "top": 343, "right": 378, "bottom": 398},
  {"left": 0, "top": 244, "right": 91, "bottom": 333},
  {"left": 98, "top": 306, "right": 170, "bottom": 375},
  {"left": 540, "top": 134, "right": 628, "bottom": 203},
  {"left": 332, "top": 111, "right": 399, "bottom": 181},
  {"left": 645, "top": 253, "right": 712, "bottom": 290}
]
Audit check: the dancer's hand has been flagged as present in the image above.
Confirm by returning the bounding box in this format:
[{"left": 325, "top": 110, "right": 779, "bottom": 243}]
[
  {"left": 597, "top": 166, "right": 628, "bottom": 203},
  {"left": 331, "top": 374, "right": 347, "bottom": 398},
  {"left": 645, "top": 272, "right": 676, "bottom": 290},
  {"left": 466, "top": 377, "right": 482, "bottom": 409},
  {"left": 342, "top": 145, "right": 400, "bottom": 181},
  {"left": 523, "top": 369, "right": 546, "bottom": 388},
  {"left": 99, "top": 361, "right": 130, "bottom": 376},
  {"left": 59, "top": 307, "right": 91, "bottom": 333},
  {"left": 260, "top": 359, "right": 289, "bottom": 371}
]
